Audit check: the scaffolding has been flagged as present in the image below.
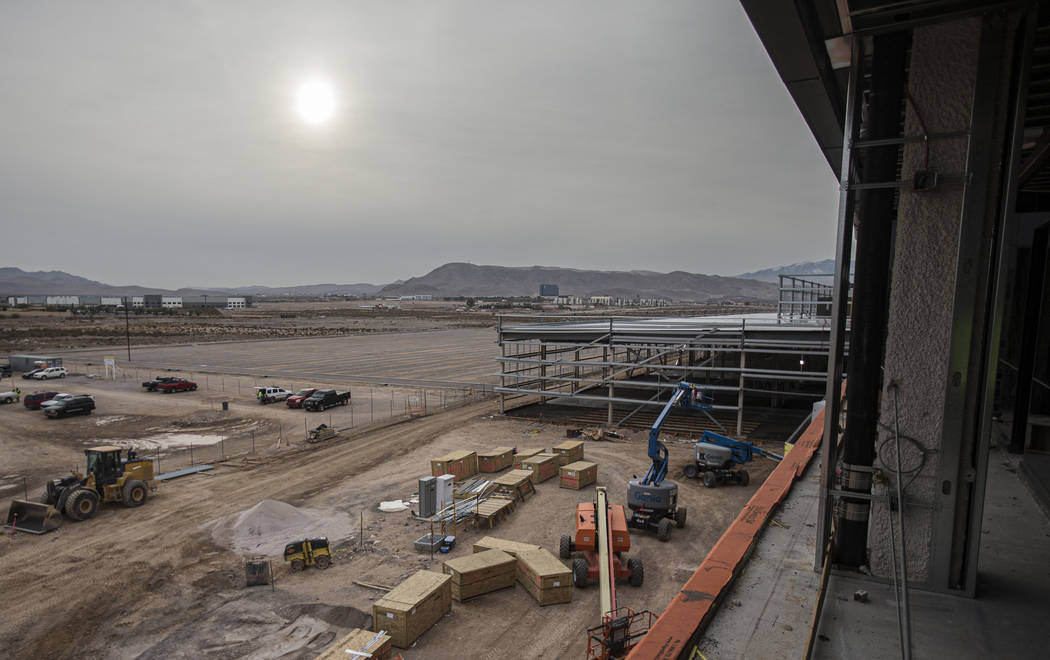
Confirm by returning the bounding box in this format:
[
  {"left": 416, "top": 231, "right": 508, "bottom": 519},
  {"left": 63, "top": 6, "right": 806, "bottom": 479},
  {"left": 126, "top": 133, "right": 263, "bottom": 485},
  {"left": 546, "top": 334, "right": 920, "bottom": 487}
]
[
  {"left": 496, "top": 313, "right": 839, "bottom": 437},
  {"left": 777, "top": 273, "right": 850, "bottom": 324}
]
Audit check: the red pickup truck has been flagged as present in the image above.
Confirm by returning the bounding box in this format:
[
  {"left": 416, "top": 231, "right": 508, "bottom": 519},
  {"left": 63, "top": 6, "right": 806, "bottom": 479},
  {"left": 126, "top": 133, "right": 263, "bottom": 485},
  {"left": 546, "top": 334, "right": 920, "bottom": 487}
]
[
  {"left": 156, "top": 378, "right": 197, "bottom": 393},
  {"left": 286, "top": 388, "right": 317, "bottom": 408}
]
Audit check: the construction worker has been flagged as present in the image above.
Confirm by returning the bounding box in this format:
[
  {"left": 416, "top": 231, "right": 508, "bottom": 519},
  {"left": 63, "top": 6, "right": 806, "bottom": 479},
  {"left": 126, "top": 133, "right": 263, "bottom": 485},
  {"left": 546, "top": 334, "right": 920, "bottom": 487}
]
[{"left": 257, "top": 388, "right": 265, "bottom": 404}]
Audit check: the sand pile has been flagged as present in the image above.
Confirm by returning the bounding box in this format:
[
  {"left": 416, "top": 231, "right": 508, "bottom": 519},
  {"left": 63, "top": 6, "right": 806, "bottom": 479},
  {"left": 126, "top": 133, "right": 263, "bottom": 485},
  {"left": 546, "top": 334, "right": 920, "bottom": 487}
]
[{"left": 202, "top": 499, "right": 356, "bottom": 556}]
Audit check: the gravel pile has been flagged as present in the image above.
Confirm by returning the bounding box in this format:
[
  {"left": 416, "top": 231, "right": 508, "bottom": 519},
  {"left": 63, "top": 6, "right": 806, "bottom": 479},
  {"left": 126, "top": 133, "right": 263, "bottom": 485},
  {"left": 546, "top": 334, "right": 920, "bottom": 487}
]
[{"left": 202, "top": 499, "right": 355, "bottom": 556}]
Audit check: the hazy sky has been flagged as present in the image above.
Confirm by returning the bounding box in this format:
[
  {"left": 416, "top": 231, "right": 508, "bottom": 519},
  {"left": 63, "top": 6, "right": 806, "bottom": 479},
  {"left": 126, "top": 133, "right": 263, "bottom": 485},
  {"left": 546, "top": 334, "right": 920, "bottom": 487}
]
[{"left": 0, "top": 1, "right": 838, "bottom": 288}]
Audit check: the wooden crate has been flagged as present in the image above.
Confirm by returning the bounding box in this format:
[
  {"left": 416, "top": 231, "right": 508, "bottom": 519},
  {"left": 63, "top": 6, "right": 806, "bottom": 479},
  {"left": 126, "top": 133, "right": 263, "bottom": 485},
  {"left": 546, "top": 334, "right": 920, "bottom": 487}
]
[
  {"left": 372, "top": 570, "right": 452, "bottom": 648},
  {"left": 474, "top": 496, "right": 516, "bottom": 529},
  {"left": 315, "top": 628, "right": 392, "bottom": 660},
  {"left": 430, "top": 450, "right": 479, "bottom": 482},
  {"left": 473, "top": 536, "right": 542, "bottom": 558},
  {"left": 521, "top": 453, "right": 559, "bottom": 484},
  {"left": 559, "top": 460, "right": 597, "bottom": 490},
  {"left": 516, "top": 548, "right": 573, "bottom": 606},
  {"left": 443, "top": 549, "right": 517, "bottom": 602},
  {"left": 492, "top": 469, "right": 536, "bottom": 501},
  {"left": 551, "top": 440, "right": 584, "bottom": 466},
  {"left": 478, "top": 446, "right": 514, "bottom": 473},
  {"left": 512, "top": 447, "right": 545, "bottom": 469}
]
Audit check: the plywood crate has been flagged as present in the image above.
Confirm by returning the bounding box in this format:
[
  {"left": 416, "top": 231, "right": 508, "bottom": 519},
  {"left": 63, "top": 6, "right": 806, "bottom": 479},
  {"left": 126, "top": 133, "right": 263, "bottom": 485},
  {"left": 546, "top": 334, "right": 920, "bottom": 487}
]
[
  {"left": 315, "top": 628, "right": 392, "bottom": 660},
  {"left": 473, "top": 536, "right": 542, "bottom": 558},
  {"left": 430, "top": 450, "right": 479, "bottom": 482},
  {"left": 443, "top": 549, "right": 517, "bottom": 602},
  {"left": 512, "top": 447, "right": 545, "bottom": 469},
  {"left": 516, "top": 548, "right": 573, "bottom": 606},
  {"left": 521, "top": 453, "right": 559, "bottom": 484},
  {"left": 492, "top": 469, "right": 536, "bottom": 501},
  {"left": 551, "top": 440, "right": 585, "bottom": 466},
  {"left": 478, "top": 446, "right": 514, "bottom": 473},
  {"left": 559, "top": 460, "right": 597, "bottom": 490},
  {"left": 372, "top": 570, "right": 452, "bottom": 648}
]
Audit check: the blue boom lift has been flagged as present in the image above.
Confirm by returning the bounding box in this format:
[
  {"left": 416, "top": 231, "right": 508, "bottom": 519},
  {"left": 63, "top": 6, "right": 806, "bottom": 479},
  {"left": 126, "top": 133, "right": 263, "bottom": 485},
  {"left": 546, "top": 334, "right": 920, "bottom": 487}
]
[
  {"left": 626, "top": 382, "right": 712, "bottom": 542},
  {"left": 683, "top": 430, "right": 783, "bottom": 488}
]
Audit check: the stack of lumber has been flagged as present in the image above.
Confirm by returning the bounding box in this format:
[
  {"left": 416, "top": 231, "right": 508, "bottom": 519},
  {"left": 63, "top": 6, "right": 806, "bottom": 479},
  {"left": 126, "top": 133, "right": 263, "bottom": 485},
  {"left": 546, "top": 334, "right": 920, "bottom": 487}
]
[
  {"left": 512, "top": 447, "right": 545, "bottom": 469},
  {"left": 559, "top": 461, "right": 597, "bottom": 490},
  {"left": 431, "top": 450, "right": 479, "bottom": 481},
  {"left": 478, "top": 447, "right": 514, "bottom": 472},
  {"left": 372, "top": 570, "right": 452, "bottom": 648},
  {"left": 315, "top": 628, "right": 392, "bottom": 660},
  {"left": 521, "top": 453, "right": 559, "bottom": 484},
  {"left": 516, "top": 548, "right": 573, "bottom": 605},
  {"left": 442, "top": 549, "right": 517, "bottom": 602},
  {"left": 473, "top": 536, "right": 541, "bottom": 558},
  {"left": 551, "top": 440, "right": 584, "bottom": 466}
]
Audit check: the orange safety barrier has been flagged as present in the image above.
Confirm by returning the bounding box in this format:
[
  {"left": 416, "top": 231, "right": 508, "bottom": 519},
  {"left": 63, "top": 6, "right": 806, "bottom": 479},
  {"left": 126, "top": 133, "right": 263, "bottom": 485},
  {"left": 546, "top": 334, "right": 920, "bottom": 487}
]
[{"left": 627, "top": 405, "right": 828, "bottom": 660}]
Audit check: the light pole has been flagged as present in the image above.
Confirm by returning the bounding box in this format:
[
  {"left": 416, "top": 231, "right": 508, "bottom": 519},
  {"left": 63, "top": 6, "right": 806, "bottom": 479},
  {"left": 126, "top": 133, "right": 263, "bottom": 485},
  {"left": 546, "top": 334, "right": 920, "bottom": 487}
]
[{"left": 124, "top": 297, "right": 131, "bottom": 361}]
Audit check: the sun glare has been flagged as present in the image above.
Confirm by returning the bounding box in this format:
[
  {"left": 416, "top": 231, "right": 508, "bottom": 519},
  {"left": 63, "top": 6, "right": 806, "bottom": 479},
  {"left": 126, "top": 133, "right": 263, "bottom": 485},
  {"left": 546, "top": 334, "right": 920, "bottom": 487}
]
[{"left": 296, "top": 79, "right": 335, "bottom": 124}]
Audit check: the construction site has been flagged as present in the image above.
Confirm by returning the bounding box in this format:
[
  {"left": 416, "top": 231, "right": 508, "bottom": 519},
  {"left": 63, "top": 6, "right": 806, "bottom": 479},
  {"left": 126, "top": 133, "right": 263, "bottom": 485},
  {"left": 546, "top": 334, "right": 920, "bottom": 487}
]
[{"left": 5, "top": 1, "right": 1050, "bottom": 659}]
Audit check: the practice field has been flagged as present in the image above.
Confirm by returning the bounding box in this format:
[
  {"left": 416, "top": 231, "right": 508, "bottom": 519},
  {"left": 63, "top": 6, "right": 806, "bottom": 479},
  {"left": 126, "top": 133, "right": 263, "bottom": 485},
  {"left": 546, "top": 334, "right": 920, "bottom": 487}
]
[{"left": 63, "top": 327, "right": 499, "bottom": 388}]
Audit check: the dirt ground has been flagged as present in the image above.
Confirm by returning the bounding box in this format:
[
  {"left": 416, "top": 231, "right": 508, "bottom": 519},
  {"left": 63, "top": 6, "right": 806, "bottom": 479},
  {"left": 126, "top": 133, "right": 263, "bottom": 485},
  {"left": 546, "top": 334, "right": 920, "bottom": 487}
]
[{"left": 0, "top": 369, "right": 778, "bottom": 660}]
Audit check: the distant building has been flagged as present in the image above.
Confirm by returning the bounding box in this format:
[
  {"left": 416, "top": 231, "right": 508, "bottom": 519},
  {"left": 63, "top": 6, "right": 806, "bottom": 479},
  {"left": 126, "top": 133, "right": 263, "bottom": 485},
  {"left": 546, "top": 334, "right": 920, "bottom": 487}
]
[
  {"left": 540, "top": 284, "right": 559, "bottom": 297},
  {"left": 399, "top": 295, "right": 433, "bottom": 301}
]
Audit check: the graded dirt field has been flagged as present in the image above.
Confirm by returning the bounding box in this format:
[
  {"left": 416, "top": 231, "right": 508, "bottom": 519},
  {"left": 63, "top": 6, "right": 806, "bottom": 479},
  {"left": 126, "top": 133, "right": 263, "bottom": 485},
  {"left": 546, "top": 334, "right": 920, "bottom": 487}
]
[{"left": 0, "top": 371, "right": 776, "bottom": 660}]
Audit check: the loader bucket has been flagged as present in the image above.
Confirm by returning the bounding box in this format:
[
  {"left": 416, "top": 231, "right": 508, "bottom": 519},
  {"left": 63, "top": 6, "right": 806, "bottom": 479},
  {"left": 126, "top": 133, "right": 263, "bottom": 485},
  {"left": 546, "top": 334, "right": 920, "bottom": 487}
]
[{"left": 5, "top": 500, "right": 60, "bottom": 534}]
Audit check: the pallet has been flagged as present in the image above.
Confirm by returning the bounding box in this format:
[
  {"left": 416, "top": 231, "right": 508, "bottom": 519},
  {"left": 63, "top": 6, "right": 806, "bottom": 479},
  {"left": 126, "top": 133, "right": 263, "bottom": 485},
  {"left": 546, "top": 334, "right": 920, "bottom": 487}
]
[{"left": 474, "top": 497, "right": 516, "bottom": 529}]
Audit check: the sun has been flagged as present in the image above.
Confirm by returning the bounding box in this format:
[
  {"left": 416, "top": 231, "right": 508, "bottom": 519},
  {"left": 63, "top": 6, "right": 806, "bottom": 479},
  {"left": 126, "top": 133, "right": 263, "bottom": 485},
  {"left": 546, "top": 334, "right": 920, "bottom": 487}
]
[{"left": 296, "top": 79, "right": 335, "bottom": 124}]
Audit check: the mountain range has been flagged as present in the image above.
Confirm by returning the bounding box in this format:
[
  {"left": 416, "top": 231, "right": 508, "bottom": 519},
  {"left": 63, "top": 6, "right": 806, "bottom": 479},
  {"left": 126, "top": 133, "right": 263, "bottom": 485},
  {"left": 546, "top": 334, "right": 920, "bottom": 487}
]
[{"left": 0, "top": 260, "right": 834, "bottom": 301}]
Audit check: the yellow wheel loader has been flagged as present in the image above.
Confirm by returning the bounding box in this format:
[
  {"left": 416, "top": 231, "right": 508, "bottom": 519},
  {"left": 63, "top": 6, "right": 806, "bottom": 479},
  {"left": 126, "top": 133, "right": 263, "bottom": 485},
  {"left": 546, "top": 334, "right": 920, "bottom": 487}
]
[{"left": 5, "top": 446, "right": 154, "bottom": 533}]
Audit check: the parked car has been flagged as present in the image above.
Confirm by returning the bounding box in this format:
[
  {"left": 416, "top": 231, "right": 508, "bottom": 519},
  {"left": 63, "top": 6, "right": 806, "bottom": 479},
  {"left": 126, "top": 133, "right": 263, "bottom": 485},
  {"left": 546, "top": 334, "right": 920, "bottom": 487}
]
[
  {"left": 142, "top": 376, "right": 180, "bottom": 391},
  {"left": 303, "top": 389, "right": 351, "bottom": 412},
  {"left": 22, "top": 368, "right": 45, "bottom": 380},
  {"left": 0, "top": 388, "right": 21, "bottom": 404},
  {"left": 285, "top": 388, "right": 317, "bottom": 408},
  {"left": 43, "top": 394, "right": 95, "bottom": 418},
  {"left": 32, "top": 367, "right": 68, "bottom": 380},
  {"left": 156, "top": 378, "right": 197, "bottom": 393},
  {"left": 255, "top": 386, "right": 291, "bottom": 404},
  {"left": 23, "top": 391, "right": 60, "bottom": 410}
]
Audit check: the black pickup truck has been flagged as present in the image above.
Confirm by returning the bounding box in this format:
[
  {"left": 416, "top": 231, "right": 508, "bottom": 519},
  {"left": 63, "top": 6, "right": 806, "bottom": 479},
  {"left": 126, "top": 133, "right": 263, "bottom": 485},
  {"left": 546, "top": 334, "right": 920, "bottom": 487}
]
[
  {"left": 142, "top": 376, "right": 179, "bottom": 392},
  {"left": 43, "top": 394, "right": 95, "bottom": 418},
  {"left": 303, "top": 389, "right": 350, "bottom": 412}
]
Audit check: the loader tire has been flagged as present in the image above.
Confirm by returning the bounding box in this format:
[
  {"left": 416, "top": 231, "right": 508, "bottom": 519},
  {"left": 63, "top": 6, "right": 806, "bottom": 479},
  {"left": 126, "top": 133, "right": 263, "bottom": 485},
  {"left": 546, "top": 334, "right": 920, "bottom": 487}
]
[
  {"left": 628, "top": 558, "right": 644, "bottom": 587},
  {"left": 559, "top": 534, "right": 573, "bottom": 559},
  {"left": 64, "top": 488, "right": 99, "bottom": 521},
  {"left": 315, "top": 555, "right": 331, "bottom": 570},
  {"left": 122, "top": 480, "right": 148, "bottom": 507},
  {"left": 290, "top": 559, "right": 305, "bottom": 572}
]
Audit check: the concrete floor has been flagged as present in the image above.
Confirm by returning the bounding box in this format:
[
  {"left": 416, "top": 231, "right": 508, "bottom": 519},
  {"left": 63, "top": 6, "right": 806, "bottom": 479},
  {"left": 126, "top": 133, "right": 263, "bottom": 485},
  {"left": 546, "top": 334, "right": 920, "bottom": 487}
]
[
  {"left": 62, "top": 327, "right": 499, "bottom": 388},
  {"left": 698, "top": 444, "right": 1050, "bottom": 660}
]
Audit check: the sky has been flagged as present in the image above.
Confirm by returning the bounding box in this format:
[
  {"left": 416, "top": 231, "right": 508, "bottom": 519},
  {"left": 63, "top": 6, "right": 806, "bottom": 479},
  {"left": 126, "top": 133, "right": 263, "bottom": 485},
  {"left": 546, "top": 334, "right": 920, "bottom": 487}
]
[{"left": 0, "top": 1, "right": 839, "bottom": 289}]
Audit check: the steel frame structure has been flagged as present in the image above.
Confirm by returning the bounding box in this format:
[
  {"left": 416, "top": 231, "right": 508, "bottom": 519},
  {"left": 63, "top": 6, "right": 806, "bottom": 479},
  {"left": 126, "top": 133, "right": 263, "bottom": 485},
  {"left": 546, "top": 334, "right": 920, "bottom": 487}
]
[{"left": 496, "top": 313, "right": 839, "bottom": 437}]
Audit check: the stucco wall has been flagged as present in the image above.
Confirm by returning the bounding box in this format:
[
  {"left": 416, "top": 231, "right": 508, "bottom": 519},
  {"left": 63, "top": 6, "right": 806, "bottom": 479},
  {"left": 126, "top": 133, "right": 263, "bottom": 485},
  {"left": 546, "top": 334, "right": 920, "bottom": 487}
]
[{"left": 867, "top": 17, "right": 982, "bottom": 584}]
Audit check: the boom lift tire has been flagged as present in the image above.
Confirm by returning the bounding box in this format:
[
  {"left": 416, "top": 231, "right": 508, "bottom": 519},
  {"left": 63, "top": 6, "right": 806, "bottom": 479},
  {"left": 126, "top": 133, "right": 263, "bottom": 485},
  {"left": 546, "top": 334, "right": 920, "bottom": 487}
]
[
  {"left": 740, "top": 471, "right": 750, "bottom": 486},
  {"left": 683, "top": 463, "right": 698, "bottom": 479},
  {"left": 675, "top": 506, "right": 687, "bottom": 529},
  {"left": 656, "top": 518, "right": 672, "bottom": 542},
  {"left": 573, "top": 558, "right": 589, "bottom": 588},
  {"left": 122, "top": 480, "right": 148, "bottom": 507},
  {"left": 703, "top": 472, "right": 717, "bottom": 489},
  {"left": 559, "top": 534, "right": 573, "bottom": 559},
  {"left": 65, "top": 488, "right": 99, "bottom": 521},
  {"left": 628, "top": 558, "right": 644, "bottom": 587}
]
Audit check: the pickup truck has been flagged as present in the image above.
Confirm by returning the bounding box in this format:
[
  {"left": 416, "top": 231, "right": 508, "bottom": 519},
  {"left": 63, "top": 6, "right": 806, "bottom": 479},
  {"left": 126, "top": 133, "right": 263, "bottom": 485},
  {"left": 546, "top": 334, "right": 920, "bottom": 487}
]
[
  {"left": 43, "top": 394, "right": 95, "bottom": 418},
  {"left": 156, "top": 378, "right": 197, "bottom": 393},
  {"left": 303, "top": 389, "right": 350, "bottom": 411},
  {"left": 286, "top": 388, "right": 317, "bottom": 408},
  {"left": 143, "top": 376, "right": 180, "bottom": 391},
  {"left": 255, "top": 386, "right": 291, "bottom": 404}
]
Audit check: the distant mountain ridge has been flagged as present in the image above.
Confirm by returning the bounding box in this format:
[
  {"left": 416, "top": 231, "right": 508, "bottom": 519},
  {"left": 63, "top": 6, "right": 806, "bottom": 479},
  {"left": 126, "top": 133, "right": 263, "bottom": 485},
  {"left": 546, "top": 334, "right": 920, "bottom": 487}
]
[
  {"left": 735, "top": 259, "right": 836, "bottom": 283},
  {"left": 379, "top": 263, "right": 777, "bottom": 301},
  {"left": 0, "top": 267, "right": 382, "bottom": 297}
]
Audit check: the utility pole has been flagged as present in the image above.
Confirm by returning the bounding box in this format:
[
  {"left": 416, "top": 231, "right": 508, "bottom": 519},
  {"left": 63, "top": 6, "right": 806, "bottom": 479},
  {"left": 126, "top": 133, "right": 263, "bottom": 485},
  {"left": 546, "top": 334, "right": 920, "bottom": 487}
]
[{"left": 124, "top": 296, "right": 132, "bottom": 361}]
